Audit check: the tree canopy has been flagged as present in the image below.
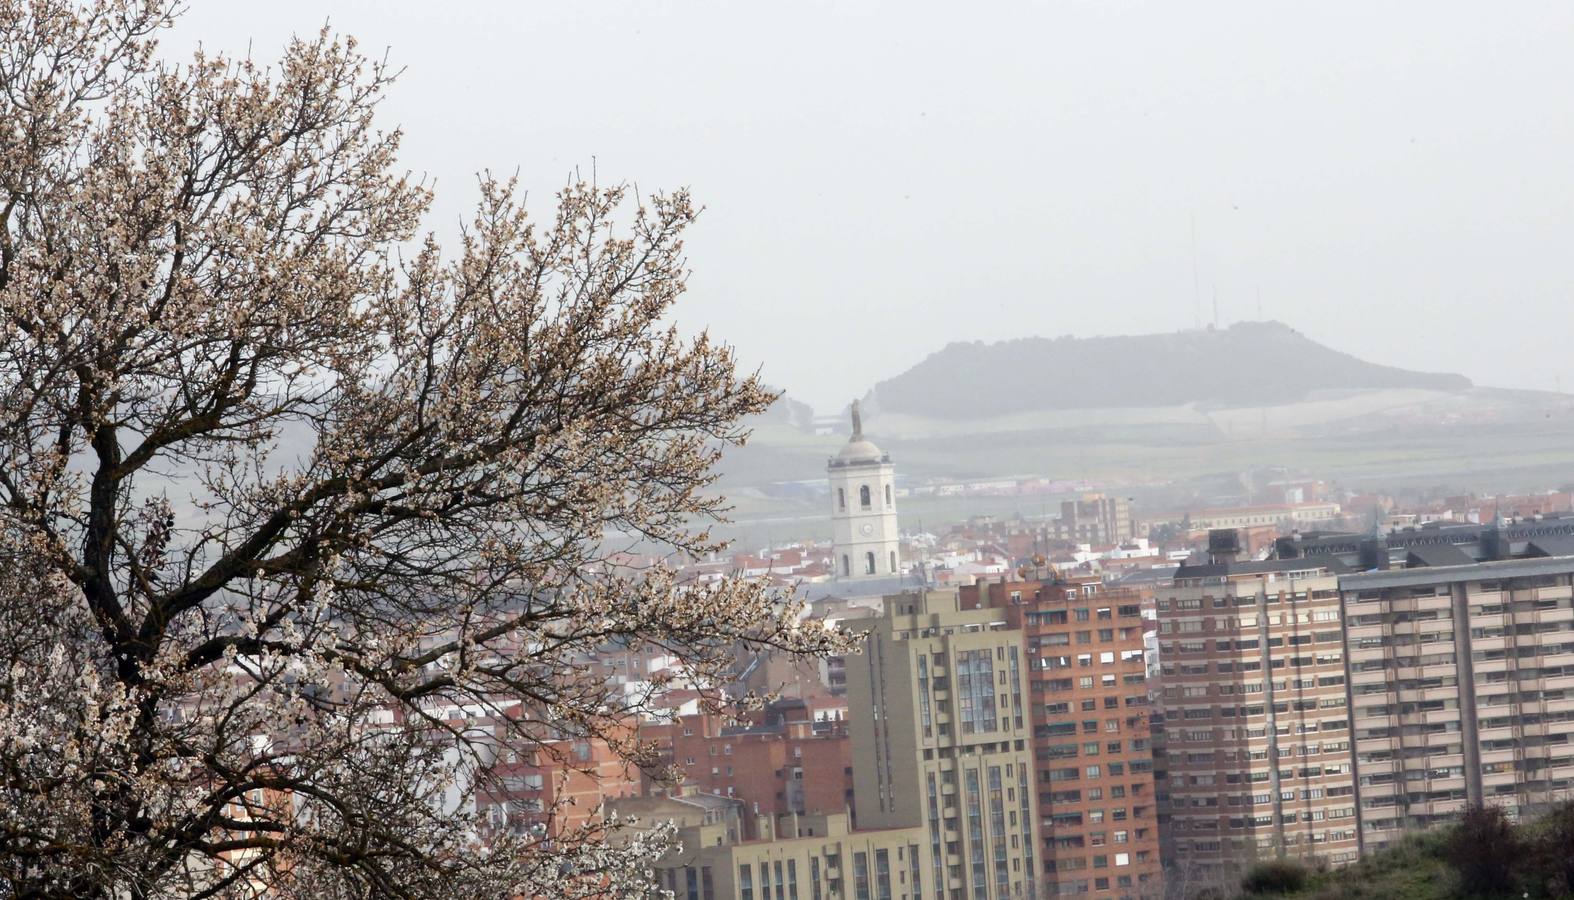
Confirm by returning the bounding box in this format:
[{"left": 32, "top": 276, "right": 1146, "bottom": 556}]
[{"left": 0, "top": 1, "right": 848, "bottom": 895}]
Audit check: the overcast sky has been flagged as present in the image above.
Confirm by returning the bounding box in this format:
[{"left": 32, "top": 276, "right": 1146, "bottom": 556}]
[{"left": 169, "top": 2, "right": 1574, "bottom": 413}]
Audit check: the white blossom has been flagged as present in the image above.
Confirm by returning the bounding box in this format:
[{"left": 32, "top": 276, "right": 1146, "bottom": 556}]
[{"left": 0, "top": 1, "right": 855, "bottom": 896}]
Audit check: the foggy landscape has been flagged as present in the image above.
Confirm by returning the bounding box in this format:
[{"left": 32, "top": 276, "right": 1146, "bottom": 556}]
[{"left": 4, "top": 2, "right": 1574, "bottom": 899}]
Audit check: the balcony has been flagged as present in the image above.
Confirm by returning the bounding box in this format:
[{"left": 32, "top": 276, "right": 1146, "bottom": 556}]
[
  {"left": 1474, "top": 660, "right": 1509, "bottom": 676},
  {"left": 1359, "top": 780, "right": 1399, "bottom": 799},
  {"left": 1479, "top": 748, "right": 1517, "bottom": 766},
  {"left": 1479, "top": 725, "right": 1516, "bottom": 743},
  {"left": 1482, "top": 770, "right": 1520, "bottom": 789}
]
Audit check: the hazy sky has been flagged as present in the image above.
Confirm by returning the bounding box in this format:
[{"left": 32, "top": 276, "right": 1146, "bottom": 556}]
[{"left": 169, "top": 2, "right": 1574, "bottom": 413}]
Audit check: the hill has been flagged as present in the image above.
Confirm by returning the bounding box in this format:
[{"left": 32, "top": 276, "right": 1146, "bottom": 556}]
[{"left": 869, "top": 321, "right": 1471, "bottom": 419}]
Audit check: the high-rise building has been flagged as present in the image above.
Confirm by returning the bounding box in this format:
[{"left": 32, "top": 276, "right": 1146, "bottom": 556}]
[
  {"left": 828, "top": 401, "right": 901, "bottom": 580},
  {"left": 845, "top": 589, "right": 1039, "bottom": 900},
  {"left": 962, "top": 576, "right": 1164, "bottom": 899},
  {"left": 1155, "top": 530, "right": 1360, "bottom": 878},
  {"left": 1046, "top": 494, "right": 1136, "bottom": 546},
  {"left": 1281, "top": 516, "right": 1574, "bottom": 851}
]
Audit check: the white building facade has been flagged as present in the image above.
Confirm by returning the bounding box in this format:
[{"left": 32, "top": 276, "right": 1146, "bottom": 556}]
[{"left": 828, "top": 401, "right": 901, "bottom": 580}]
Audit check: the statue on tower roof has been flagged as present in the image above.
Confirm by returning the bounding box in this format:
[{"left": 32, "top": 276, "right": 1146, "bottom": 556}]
[{"left": 850, "top": 399, "right": 863, "bottom": 439}]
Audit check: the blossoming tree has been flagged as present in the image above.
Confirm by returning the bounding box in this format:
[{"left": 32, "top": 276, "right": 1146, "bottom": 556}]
[{"left": 0, "top": 1, "right": 849, "bottom": 895}]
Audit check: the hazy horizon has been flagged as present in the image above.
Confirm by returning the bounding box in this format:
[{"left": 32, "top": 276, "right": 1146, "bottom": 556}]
[{"left": 168, "top": 1, "right": 1574, "bottom": 412}]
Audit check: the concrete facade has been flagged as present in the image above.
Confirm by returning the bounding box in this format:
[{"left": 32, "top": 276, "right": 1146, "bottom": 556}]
[
  {"left": 1046, "top": 495, "right": 1136, "bottom": 546},
  {"left": 1342, "top": 555, "right": 1574, "bottom": 850},
  {"left": 846, "top": 589, "right": 1038, "bottom": 900},
  {"left": 653, "top": 812, "right": 926, "bottom": 900}
]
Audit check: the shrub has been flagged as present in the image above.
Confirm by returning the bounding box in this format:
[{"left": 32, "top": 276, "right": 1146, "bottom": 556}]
[
  {"left": 1445, "top": 804, "right": 1521, "bottom": 898},
  {"left": 1241, "top": 858, "right": 1311, "bottom": 895},
  {"left": 1533, "top": 800, "right": 1574, "bottom": 896}
]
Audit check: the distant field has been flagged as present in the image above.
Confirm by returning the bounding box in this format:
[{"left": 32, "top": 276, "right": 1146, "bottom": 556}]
[{"left": 713, "top": 391, "right": 1574, "bottom": 547}]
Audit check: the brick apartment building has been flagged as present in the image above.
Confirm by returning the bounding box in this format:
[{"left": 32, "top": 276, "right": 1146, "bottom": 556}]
[
  {"left": 963, "top": 575, "right": 1164, "bottom": 899},
  {"left": 479, "top": 735, "right": 643, "bottom": 838},
  {"left": 666, "top": 703, "right": 854, "bottom": 835},
  {"left": 1155, "top": 531, "right": 1360, "bottom": 877}
]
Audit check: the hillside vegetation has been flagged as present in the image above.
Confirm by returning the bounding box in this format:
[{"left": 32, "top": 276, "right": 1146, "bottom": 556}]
[
  {"left": 1225, "top": 803, "right": 1574, "bottom": 900},
  {"left": 871, "top": 321, "right": 1471, "bottom": 418}
]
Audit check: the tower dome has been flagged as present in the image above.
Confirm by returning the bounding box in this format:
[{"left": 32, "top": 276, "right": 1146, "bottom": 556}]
[
  {"left": 832, "top": 400, "right": 886, "bottom": 465},
  {"left": 836, "top": 436, "right": 884, "bottom": 464}
]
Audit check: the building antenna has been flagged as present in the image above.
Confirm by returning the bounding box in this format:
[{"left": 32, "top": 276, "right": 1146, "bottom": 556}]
[{"left": 1190, "top": 212, "right": 1201, "bottom": 329}]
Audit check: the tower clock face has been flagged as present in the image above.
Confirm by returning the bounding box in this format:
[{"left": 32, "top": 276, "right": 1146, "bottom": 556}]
[{"left": 859, "top": 523, "right": 874, "bottom": 536}]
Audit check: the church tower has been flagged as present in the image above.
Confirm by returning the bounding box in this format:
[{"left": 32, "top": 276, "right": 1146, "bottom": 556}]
[{"left": 828, "top": 400, "right": 900, "bottom": 580}]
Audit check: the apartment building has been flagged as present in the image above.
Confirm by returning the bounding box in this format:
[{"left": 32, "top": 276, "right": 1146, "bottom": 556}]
[
  {"left": 666, "top": 706, "right": 853, "bottom": 833},
  {"left": 846, "top": 589, "right": 1039, "bottom": 900},
  {"left": 1046, "top": 494, "right": 1136, "bottom": 546},
  {"left": 650, "top": 811, "right": 926, "bottom": 900},
  {"left": 478, "top": 735, "right": 642, "bottom": 838},
  {"left": 962, "top": 576, "right": 1163, "bottom": 899},
  {"left": 1281, "top": 517, "right": 1574, "bottom": 851},
  {"left": 1155, "top": 531, "right": 1359, "bottom": 876},
  {"left": 1183, "top": 503, "right": 1342, "bottom": 532}
]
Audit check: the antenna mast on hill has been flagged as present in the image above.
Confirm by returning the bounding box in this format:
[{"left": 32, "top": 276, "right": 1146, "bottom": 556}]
[{"left": 1190, "top": 213, "right": 1201, "bottom": 329}]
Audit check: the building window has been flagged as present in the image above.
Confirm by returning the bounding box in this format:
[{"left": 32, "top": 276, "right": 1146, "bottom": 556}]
[
  {"left": 966, "top": 769, "right": 987, "bottom": 895},
  {"left": 837, "top": 488, "right": 845, "bottom": 511},
  {"left": 860, "top": 485, "right": 872, "bottom": 509},
  {"left": 865, "top": 552, "right": 876, "bottom": 575},
  {"left": 890, "top": 550, "right": 898, "bottom": 574},
  {"left": 841, "top": 555, "right": 850, "bottom": 577},
  {"left": 957, "top": 650, "right": 997, "bottom": 734},
  {"left": 885, "top": 484, "right": 893, "bottom": 506}
]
